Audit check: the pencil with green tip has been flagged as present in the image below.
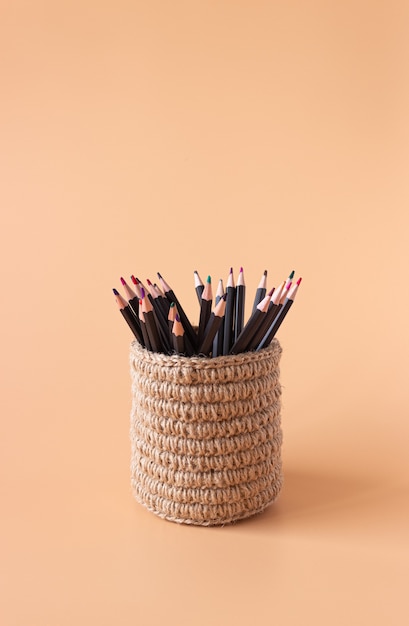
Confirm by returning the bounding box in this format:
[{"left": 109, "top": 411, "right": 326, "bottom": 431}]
[{"left": 198, "top": 275, "right": 213, "bottom": 346}]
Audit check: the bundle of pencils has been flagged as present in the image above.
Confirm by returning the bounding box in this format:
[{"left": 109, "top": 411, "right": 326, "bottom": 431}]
[{"left": 112, "top": 268, "right": 302, "bottom": 357}]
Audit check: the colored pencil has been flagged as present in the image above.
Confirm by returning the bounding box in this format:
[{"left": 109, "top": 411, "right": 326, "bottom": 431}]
[
  {"left": 222, "top": 267, "right": 236, "bottom": 355},
  {"left": 120, "top": 276, "right": 140, "bottom": 319},
  {"left": 212, "top": 278, "right": 225, "bottom": 358},
  {"left": 144, "top": 279, "right": 171, "bottom": 352},
  {"left": 172, "top": 314, "right": 185, "bottom": 355},
  {"left": 194, "top": 270, "right": 204, "bottom": 304},
  {"left": 138, "top": 298, "right": 151, "bottom": 349},
  {"left": 168, "top": 301, "right": 177, "bottom": 336},
  {"left": 279, "top": 281, "right": 292, "bottom": 304},
  {"left": 141, "top": 287, "right": 163, "bottom": 353},
  {"left": 157, "top": 272, "right": 198, "bottom": 350},
  {"left": 246, "top": 287, "right": 277, "bottom": 351},
  {"left": 198, "top": 275, "right": 213, "bottom": 346},
  {"left": 234, "top": 266, "right": 245, "bottom": 341},
  {"left": 229, "top": 293, "right": 270, "bottom": 355},
  {"left": 285, "top": 270, "right": 295, "bottom": 291},
  {"left": 130, "top": 275, "right": 143, "bottom": 298},
  {"left": 150, "top": 280, "right": 170, "bottom": 316},
  {"left": 252, "top": 270, "right": 268, "bottom": 314},
  {"left": 113, "top": 266, "right": 302, "bottom": 356},
  {"left": 257, "top": 278, "right": 302, "bottom": 350},
  {"left": 113, "top": 288, "right": 143, "bottom": 345},
  {"left": 199, "top": 295, "right": 227, "bottom": 356}
]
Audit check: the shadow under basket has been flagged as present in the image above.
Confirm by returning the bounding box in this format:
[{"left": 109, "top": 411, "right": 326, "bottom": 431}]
[{"left": 129, "top": 339, "right": 283, "bottom": 526}]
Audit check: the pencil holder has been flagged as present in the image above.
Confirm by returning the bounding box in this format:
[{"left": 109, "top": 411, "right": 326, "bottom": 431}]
[{"left": 129, "top": 339, "right": 283, "bottom": 526}]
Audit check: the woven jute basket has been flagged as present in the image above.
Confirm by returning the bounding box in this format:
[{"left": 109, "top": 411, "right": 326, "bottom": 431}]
[{"left": 129, "top": 338, "right": 283, "bottom": 525}]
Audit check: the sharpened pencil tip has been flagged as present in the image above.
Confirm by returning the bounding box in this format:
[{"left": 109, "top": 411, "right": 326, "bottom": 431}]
[
  {"left": 157, "top": 272, "right": 163, "bottom": 279},
  {"left": 207, "top": 275, "right": 211, "bottom": 283},
  {"left": 170, "top": 302, "right": 175, "bottom": 308},
  {"left": 175, "top": 314, "right": 180, "bottom": 322},
  {"left": 113, "top": 288, "right": 119, "bottom": 295},
  {"left": 140, "top": 287, "right": 145, "bottom": 298},
  {"left": 239, "top": 267, "right": 243, "bottom": 273},
  {"left": 146, "top": 278, "right": 152, "bottom": 285},
  {"left": 229, "top": 267, "right": 233, "bottom": 273},
  {"left": 297, "top": 277, "right": 302, "bottom": 285},
  {"left": 120, "top": 277, "right": 126, "bottom": 285},
  {"left": 289, "top": 270, "right": 295, "bottom": 279},
  {"left": 264, "top": 270, "right": 267, "bottom": 276}
]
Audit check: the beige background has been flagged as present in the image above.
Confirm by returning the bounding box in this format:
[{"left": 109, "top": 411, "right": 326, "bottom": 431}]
[{"left": 1, "top": 1, "right": 408, "bottom": 624}]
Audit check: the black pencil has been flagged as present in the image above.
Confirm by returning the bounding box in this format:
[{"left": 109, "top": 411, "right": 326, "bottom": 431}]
[
  {"left": 157, "top": 272, "right": 198, "bottom": 350},
  {"left": 145, "top": 279, "right": 172, "bottom": 351},
  {"left": 172, "top": 314, "right": 186, "bottom": 355},
  {"left": 194, "top": 270, "right": 204, "bottom": 304},
  {"left": 246, "top": 287, "right": 279, "bottom": 351},
  {"left": 234, "top": 266, "right": 245, "bottom": 342},
  {"left": 168, "top": 301, "right": 177, "bottom": 336},
  {"left": 212, "top": 278, "right": 224, "bottom": 358},
  {"left": 138, "top": 297, "right": 151, "bottom": 349},
  {"left": 120, "top": 276, "right": 140, "bottom": 319},
  {"left": 167, "top": 301, "right": 194, "bottom": 356},
  {"left": 141, "top": 287, "right": 163, "bottom": 353},
  {"left": 197, "top": 275, "right": 213, "bottom": 346},
  {"left": 252, "top": 270, "right": 268, "bottom": 314},
  {"left": 199, "top": 295, "right": 227, "bottom": 356},
  {"left": 222, "top": 267, "right": 236, "bottom": 355},
  {"left": 149, "top": 279, "right": 170, "bottom": 316},
  {"left": 257, "top": 278, "right": 302, "bottom": 350},
  {"left": 229, "top": 293, "right": 270, "bottom": 354},
  {"left": 113, "top": 288, "right": 143, "bottom": 345}
]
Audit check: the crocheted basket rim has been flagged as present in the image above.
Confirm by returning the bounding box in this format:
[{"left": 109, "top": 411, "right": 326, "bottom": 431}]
[{"left": 130, "top": 336, "right": 281, "bottom": 368}]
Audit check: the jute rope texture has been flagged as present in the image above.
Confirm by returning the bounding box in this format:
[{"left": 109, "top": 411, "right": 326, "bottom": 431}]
[{"left": 130, "top": 339, "right": 283, "bottom": 525}]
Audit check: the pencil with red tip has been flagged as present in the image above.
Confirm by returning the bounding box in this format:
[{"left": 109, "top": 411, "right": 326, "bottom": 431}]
[
  {"left": 120, "top": 276, "right": 140, "bottom": 318},
  {"left": 130, "top": 275, "right": 143, "bottom": 299},
  {"left": 256, "top": 277, "right": 302, "bottom": 350}
]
